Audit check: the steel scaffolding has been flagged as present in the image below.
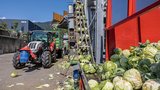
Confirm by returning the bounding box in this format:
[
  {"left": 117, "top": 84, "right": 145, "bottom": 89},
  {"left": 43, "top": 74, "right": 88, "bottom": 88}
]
[{"left": 83, "top": 0, "right": 106, "bottom": 63}]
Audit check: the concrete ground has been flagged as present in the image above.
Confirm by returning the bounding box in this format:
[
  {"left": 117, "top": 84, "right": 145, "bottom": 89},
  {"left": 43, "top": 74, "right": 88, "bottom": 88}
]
[{"left": 0, "top": 53, "right": 72, "bottom": 90}]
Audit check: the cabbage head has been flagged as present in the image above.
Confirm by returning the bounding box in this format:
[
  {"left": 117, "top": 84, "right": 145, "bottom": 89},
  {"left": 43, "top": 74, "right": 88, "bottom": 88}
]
[
  {"left": 88, "top": 79, "right": 99, "bottom": 89},
  {"left": 86, "top": 55, "right": 92, "bottom": 61},
  {"left": 114, "top": 80, "right": 133, "bottom": 90},
  {"left": 113, "top": 76, "right": 123, "bottom": 85},
  {"left": 128, "top": 56, "right": 141, "bottom": 68},
  {"left": 83, "top": 63, "right": 96, "bottom": 74},
  {"left": 138, "top": 59, "right": 151, "bottom": 73},
  {"left": 89, "top": 64, "right": 96, "bottom": 74},
  {"left": 80, "top": 59, "right": 90, "bottom": 63},
  {"left": 83, "top": 64, "right": 90, "bottom": 73},
  {"left": 122, "top": 49, "right": 131, "bottom": 57},
  {"left": 103, "top": 61, "right": 117, "bottom": 72},
  {"left": 99, "top": 81, "right": 107, "bottom": 89},
  {"left": 104, "top": 71, "right": 112, "bottom": 79},
  {"left": 155, "top": 41, "right": 160, "bottom": 50},
  {"left": 115, "top": 68, "right": 126, "bottom": 76},
  {"left": 97, "top": 64, "right": 104, "bottom": 73},
  {"left": 110, "top": 54, "right": 120, "bottom": 62},
  {"left": 80, "top": 62, "right": 85, "bottom": 68},
  {"left": 64, "top": 84, "right": 74, "bottom": 90},
  {"left": 142, "top": 79, "right": 160, "bottom": 90},
  {"left": 150, "top": 62, "right": 160, "bottom": 78},
  {"left": 154, "top": 53, "right": 160, "bottom": 62},
  {"left": 91, "top": 86, "right": 100, "bottom": 90},
  {"left": 130, "top": 47, "right": 143, "bottom": 56},
  {"left": 143, "top": 45, "right": 158, "bottom": 58},
  {"left": 113, "top": 60, "right": 121, "bottom": 67},
  {"left": 123, "top": 68, "right": 142, "bottom": 89},
  {"left": 79, "top": 55, "right": 84, "bottom": 60},
  {"left": 120, "top": 56, "right": 129, "bottom": 69},
  {"left": 114, "top": 48, "right": 122, "bottom": 55},
  {"left": 145, "top": 57, "right": 155, "bottom": 64},
  {"left": 101, "top": 81, "right": 114, "bottom": 90}
]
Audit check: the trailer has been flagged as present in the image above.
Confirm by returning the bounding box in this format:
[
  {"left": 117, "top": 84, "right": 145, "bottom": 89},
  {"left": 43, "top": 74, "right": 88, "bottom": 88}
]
[{"left": 50, "top": 28, "right": 64, "bottom": 58}]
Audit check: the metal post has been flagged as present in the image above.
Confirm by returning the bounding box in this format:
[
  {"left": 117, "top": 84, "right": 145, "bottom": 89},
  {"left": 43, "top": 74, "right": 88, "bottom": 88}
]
[{"left": 95, "top": 0, "right": 105, "bottom": 64}]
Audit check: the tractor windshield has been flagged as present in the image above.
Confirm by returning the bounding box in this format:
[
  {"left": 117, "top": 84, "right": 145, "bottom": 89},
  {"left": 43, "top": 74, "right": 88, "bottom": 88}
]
[{"left": 30, "top": 31, "right": 48, "bottom": 42}]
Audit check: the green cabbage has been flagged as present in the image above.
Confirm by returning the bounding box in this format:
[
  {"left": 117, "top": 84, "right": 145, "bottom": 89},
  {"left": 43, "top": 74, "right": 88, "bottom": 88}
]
[
  {"left": 97, "top": 64, "right": 104, "bottom": 73},
  {"left": 143, "top": 45, "right": 158, "bottom": 58},
  {"left": 142, "top": 79, "right": 160, "bottom": 90},
  {"left": 98, "top": 81, "right": 107, "bottom": 89},
  {"left": 104, "top": 71, "right": 112, "bottom": 79},
  {"left": 86, "top": 55, "right": 92, "bottom": 61},
  {"left": 83, "top": 63, "right": 96, "bottom": 74},
  {"left": 139, "top": 40, "right": 150, "bottom": 48},
  {"left": 115, "top": 68, "right": 125, "bottom": 76},
  {"left": 110, "top": 54, "right": 120, "bottom": 62},
  {"left": 145, "top": 57, "right": 155, "bottom": 64},
  {"left": 88, "top": 79, "right": 99, "bottom": 89},
  {"left": 130, "top": 47, "right": 143, "bottom": 56},
  {"left": 101, "top": 71, "right": 115, "bottom": 80},
  {"left": 128, "top": 56, "right": 141, "bottom": 68},
  {"left": 155, "top": 41, "right": 160, "bottom": 50},
  {"left": 79, "top": 55, "right": 84, "bottom": 60},
  {"left": 80, "top": 59, "right": 90, "bottom": 63},
  {"left": 64, "top": 78, "right": 74, "bottom": 90},
  {"left": 101, "top": 81, "right": 114, "bottom": 90},
  {"left": 123, "top": 68, "right": 142, "bottom": 89},
  {"left": 122, "top": 49, "right": 131, "bottom": 57},
  {"left": 64, "top": 84, "right": 74, "bottom": 90},
  {"left": 150, "top": 62, "right": 160, "bottom": 78},
  {"left": 138, "top": 59, "right": 151, "bottom": 73},
  {"left": 91, "top": 86, "right": 100, "bottom": 90},
  {"left": 114, "top": 48, "right": 122, "bottom": 55},
  {"left": 103, "top": 61, "right": 117, "bottom": 72},
  {"left": 114, "top": 80, "right": 133, "bottom": 90},
  {"left": 113, "top": 76, "right": 123, "bottom": 85},
  {"left": 120, "top": 56, "right": 129, "bottom": 69},
  {"left": 154, "top": 53, "right": 160, "bottom": 62},
  {"left": 80, "top": 63, "right": 85, "bottom": 68},
  {"left": 113, "top": 60, "right": 121, "bottom": 67}
]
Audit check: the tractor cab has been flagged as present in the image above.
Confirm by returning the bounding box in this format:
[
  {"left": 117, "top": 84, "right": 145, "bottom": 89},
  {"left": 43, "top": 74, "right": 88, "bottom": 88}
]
[
  {"left": 29, "top": 31, "right": 53, "bottom": 43},
  {"left": 28, "top": 31, "right": 54, "bottom": 52}
]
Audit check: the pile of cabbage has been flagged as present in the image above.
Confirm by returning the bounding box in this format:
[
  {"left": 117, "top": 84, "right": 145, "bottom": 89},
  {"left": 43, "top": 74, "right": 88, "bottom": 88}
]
[{"left": 84, "top": 40, "right": 160, "bottom": 90}]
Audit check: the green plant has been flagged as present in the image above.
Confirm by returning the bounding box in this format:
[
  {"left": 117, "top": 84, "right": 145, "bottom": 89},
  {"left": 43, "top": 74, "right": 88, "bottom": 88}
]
[
  {"left": 0, "top": 22, "right": 8, "bottom": 30},
  {"left": 13, "top": 21, "right": 19, "bottom": 31}
]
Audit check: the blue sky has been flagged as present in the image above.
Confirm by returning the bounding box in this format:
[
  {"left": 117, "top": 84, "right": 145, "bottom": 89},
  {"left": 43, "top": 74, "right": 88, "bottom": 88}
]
[
  {"left": 0, "top": 0, "right": 157, "bottom": 23},
  {"left": 0, "top": 0, "right": 71, "bottom": 22}
]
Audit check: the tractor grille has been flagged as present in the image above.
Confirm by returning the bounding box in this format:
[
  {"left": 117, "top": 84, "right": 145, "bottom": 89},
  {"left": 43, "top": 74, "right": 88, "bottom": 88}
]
[{"left": 29, "top": 43, "right": 36, "bottom": 49}]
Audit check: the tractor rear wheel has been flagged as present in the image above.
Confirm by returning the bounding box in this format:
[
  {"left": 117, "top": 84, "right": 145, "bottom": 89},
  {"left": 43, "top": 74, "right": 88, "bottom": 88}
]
[
  {"left": 12, "top": 51, "right": 25, "bottom": 69},
  {"left": 41, "top": 51, "right": 52, "bottom": 68}
]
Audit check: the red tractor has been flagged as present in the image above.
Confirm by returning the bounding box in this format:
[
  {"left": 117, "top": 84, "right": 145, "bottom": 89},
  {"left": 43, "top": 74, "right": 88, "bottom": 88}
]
[{"left": 12, "top": 31, "right": 56, "bottom": 69}]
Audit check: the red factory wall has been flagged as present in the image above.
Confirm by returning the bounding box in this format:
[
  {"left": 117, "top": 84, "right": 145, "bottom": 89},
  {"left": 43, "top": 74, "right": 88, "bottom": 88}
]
[
  {"left": 106, "top": 3, "right": 160, "bottom": 59},
  {"left": 140, "top": 6, "right": 160, "bottom": 43}
]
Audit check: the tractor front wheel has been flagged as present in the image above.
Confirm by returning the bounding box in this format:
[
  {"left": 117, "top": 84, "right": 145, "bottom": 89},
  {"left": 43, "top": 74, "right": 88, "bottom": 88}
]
[
  {"left": 12, "top": 51, "right": 25, "bottom": 69},
  {"left": 41, "top": 51, "right": 52, "bottom": 68}
]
